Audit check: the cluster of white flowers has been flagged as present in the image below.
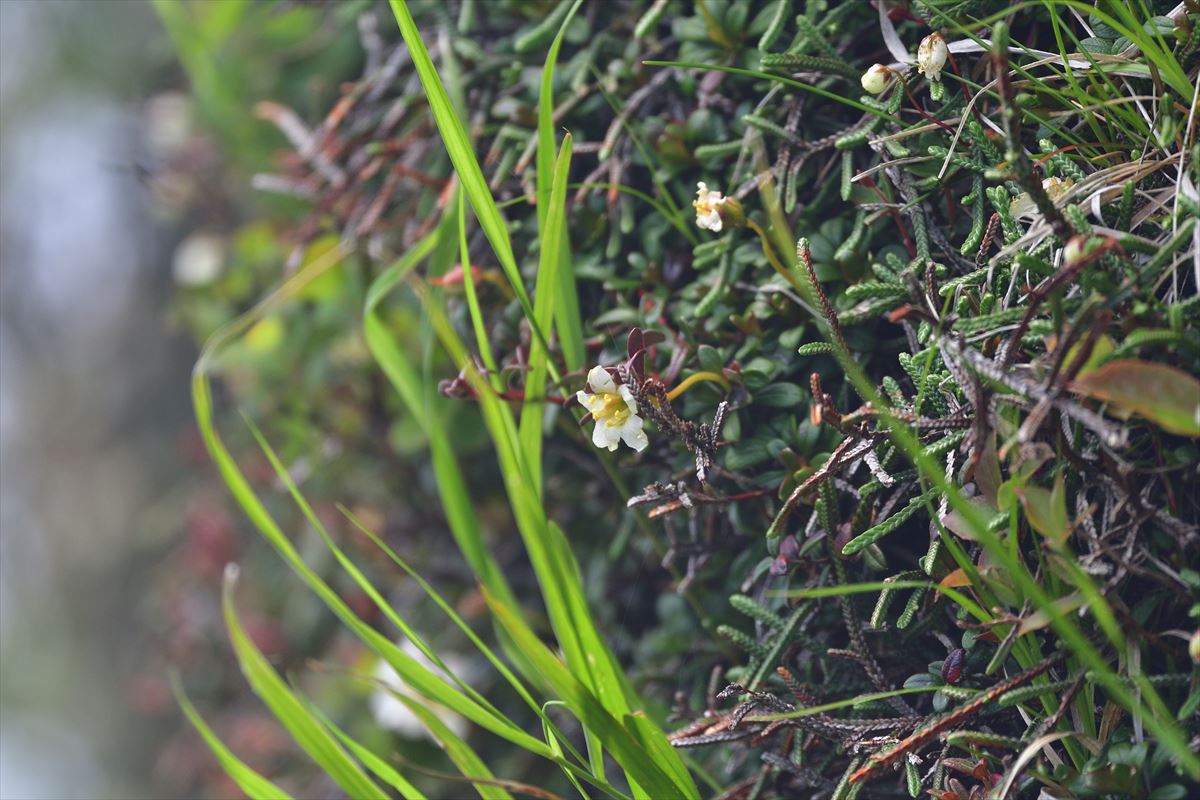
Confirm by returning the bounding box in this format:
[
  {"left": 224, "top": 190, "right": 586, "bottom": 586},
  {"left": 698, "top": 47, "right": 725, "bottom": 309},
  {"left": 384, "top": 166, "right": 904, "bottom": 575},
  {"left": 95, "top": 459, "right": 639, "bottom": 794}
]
[{"left": 577, "top": 365, "right": 648, "bottom": 452}]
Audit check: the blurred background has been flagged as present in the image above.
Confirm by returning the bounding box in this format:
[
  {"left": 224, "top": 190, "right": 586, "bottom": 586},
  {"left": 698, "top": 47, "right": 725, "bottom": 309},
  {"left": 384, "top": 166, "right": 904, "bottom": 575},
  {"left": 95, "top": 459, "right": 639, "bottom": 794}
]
[
  {"left": 0, "top": 1, "right": 195, "bottom": 797},
  {"left": 0, "top": 0, "right": 214, "bottom": 795}
]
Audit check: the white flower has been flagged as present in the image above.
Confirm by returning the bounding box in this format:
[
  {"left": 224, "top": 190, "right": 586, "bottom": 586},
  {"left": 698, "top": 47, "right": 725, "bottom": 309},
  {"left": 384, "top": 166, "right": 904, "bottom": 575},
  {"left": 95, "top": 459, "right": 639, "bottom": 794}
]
[
  {"left": 693, "top": 182, "right": 743, "bottom": 232},
  {"left": 693, "top": 182, "right": 726, "bottom": 232},
  {"left": 369, "top": 639, "right": 473, "bottom": 739},
  {"left": 576, "top": 365, "right": 649, "bottom": 452},
  {"left": 1008, "top": 176, "right": 1075, "bottom": 219},
  {"left": 172, "top": 232, "right": 224, "bottom": 287},
  {"left": 917, "top": 33, "right": 948, "bottom": 82},
  {"left": 860, "top": 64, "right": 890, "bottom": 95}
]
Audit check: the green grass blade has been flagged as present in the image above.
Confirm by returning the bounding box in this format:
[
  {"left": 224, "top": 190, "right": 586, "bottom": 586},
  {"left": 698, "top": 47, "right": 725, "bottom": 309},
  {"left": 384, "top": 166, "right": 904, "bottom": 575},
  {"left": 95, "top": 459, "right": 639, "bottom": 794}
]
[
  {"left": 541, "top": 701, "right": 592, "bottom": 800},
  {"left": 362, "top": 232, "right": 520, "bottom": 612},
  {"left": 484, "top": 589, "right": 696, "bottom": 800},
  {"left": 193, "top": 370, "right": 551, "bottom": 757},
  {"left": 221, "top": 566, "right": 388, "bottom": 800},
  {"left": 537, "top": 0, "right": 585, "bottom": 373},
  {"left": 520, "top": 133, "right": 573, "bottom": 495},
  {"left": 336, "top": 506, "right": 597, "bottom": 773},
  {"left": 306, "top": 701, "right": 428, "bottom": 800},
  {"left": 172, "top": 675, "right": 295, "bottom": 800},
  {"left": 244, "top": 419, "right": 512, "bottom": 725},
  {"left": 388, "top": 0, "right": 556, "bottom": 378},
  {"left": 391, "top": 693, "right": 513, "bottom": 800}
]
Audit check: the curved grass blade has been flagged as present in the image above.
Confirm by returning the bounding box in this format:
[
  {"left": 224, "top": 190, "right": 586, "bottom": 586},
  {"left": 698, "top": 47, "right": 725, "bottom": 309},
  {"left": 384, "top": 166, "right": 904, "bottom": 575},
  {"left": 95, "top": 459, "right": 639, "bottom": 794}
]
[
  {"left": 388, "top": 0, "right": 557, "bottom": 380},
  {"left": 537, "top": 0, "right": 585, "bottom": 373},
  {"left": 521, "top": 133, "right": 573, "bottom": 495},
  {"left": 305, "top": 701, "right": 428, "bottom": 800},
  {"left": 221, "top": 566, "right": 388, "bottom": 800},
  {"left": 484, "top": 589, "right": 697, "bottom": 800},
  {"left": 362, "top": 230, "right": 520, "bottom": 613},
  {"left": 172, "top": 674, "right": 295, "bottom": 800},
  {"left": 391, "top": 692, "right": 513, "bottom": 800}
]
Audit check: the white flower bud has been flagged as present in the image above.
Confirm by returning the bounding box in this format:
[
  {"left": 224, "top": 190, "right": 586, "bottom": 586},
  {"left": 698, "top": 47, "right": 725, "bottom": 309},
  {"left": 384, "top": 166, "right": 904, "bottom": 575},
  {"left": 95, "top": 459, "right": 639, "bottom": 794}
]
[
  {"left": 860, "top": 63, "right": 890, "bottom": 95},
  {"left": 917, "top": 33, "right": 948, "bottom": 82}
]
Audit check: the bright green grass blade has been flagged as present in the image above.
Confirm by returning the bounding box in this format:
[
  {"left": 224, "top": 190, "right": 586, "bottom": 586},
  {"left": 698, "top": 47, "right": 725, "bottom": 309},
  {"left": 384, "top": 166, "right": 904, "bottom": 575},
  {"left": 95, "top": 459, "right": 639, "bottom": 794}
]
[
  {"left": 391, "top": 693, "right": 513, "bottom": 800},
  {"left": 537, "top": 0, "right": 585, "bottom": 373},
  {"left": 362, "top": 233, "right": 438, "bottom": 421},
  {"left": 957, "top": 1, "right": 1192, "bottom": 100},
  {"left": 306, "top": 701, "right": 428, "bottom": 800},
  {"left": 484, "top": 589, "right": 697, "bottom": 800},
  {"left": 644, "top": 60, "right": 893, "bottom": 119},
  {"left": 388, "top": 0, "right": 557, "bottom": 380},
  {"left": 362, "top": 232, "right": 520, "bottom": 612},
  {"left": 172, "top": 675, "right": 295, "bottom": 800},
  {"left": 520, "top": 134, "right": 573, "bottom": 496},
  {"left": 541, "top": 701, "right": 591, "bottom": 800},
  {"left": 221, "top": 566, "right": 388, "bottom": 800},
  {"left": 456, "top": 192, "right": 502, "bottom": 384}
]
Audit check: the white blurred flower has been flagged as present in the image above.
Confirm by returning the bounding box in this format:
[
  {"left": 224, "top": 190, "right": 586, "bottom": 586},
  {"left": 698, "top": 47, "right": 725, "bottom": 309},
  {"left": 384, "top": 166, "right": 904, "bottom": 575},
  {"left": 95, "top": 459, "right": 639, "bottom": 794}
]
[
  {"left": 860, "top": 64, "right": 891, "bottom": 95},
  {"left": 1009, "top": 175, "right": 1075, "bottom": 219},
  {"left": 917, "top": 33, "right": 948, "bottom": 82},
  {"left": 143, "top": 91, "right": 193, "bottom": 159},
  {"left": 576, "top": 365, "right": 648, "bottom": 452},
  {"left": 693, "top": 182, "right": 739, "bottom": 232},
  {"left": 369, "top": 639, "right": 472, "bottom": 739},
  {"left": 172, "top": 233, "right": 224, "bottom": 287}
]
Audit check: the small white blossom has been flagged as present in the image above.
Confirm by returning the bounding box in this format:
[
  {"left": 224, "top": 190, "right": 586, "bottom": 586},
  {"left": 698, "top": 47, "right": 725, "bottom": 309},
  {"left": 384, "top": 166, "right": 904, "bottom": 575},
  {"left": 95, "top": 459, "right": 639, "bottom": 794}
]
[
  {"left": 917, "top": 33, "right": 948, "bottom": 82},
  {"left": 693, "top": 182, "right": 728, "bottom": 232},
  {"left": 173, "top": 233, "right": 224, "bottom": 287},
  {"left": 576, "top": 365, "right": 649, "bottom": 452},
  {"left": 370, "top": 639, "right": 473, "bottom": 739},
  {"left": 861, "top": 64, "right": 890, "bottom": 95},
  {"left": 1009, "top": 175, "right": 1075, "bottom": 219}
]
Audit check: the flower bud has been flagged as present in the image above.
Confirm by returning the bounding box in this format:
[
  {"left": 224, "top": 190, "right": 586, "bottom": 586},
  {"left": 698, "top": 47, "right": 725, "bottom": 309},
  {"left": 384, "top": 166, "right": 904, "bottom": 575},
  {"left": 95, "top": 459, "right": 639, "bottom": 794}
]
[
  {"left": 1063, "top": 235, "right": 1089, "bottom": 266},
  {"left": 860, "top": 63, "right": 890, "bottom": 95},
  {"left": 917, "top": 32, "right": 948, "bottom": 82}
]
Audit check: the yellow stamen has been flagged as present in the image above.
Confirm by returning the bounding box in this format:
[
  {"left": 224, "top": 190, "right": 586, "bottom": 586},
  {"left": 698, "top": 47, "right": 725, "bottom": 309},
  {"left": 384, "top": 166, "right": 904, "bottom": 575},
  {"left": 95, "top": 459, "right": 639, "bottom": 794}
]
[{"left": 595, "top": 392, "right": 631, "bottom": 426}]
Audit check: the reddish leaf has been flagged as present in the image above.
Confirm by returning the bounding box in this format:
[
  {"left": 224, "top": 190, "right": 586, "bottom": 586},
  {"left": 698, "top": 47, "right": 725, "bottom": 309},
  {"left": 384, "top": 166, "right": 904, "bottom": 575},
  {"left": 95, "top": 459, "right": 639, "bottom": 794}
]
[{"left": 1070, "top": 359, "right": 1200, "bottom": 437}]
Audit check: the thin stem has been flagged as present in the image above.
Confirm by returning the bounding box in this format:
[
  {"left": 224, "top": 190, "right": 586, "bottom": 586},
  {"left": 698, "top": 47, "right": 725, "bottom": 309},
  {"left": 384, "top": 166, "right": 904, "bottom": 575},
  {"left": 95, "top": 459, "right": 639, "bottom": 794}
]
[
  {"left": 666, "top": 370, "right": 731, "bottom": 401},
  {"left": 745, "top": 218, "right": 806, "bottom": 296}
]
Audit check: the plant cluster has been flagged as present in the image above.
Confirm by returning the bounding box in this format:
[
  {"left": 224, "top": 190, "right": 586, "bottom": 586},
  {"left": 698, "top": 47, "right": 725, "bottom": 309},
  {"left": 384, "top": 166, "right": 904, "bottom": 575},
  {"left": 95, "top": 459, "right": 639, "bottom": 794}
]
[{"left": 158, "top": 1, "right": 1199, "bottom": 799}]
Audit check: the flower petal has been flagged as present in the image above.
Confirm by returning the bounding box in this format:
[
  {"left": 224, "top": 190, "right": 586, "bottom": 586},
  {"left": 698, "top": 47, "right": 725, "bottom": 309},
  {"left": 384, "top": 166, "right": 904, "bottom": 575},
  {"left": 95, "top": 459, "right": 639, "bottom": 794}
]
[
  {"left": 586, "top": 365, "right": 616, "bottom": 394},
  {"left": 618, "top": 384, "right": 638, "bottom": 414},
  {"left": 697, "top": 210, "right": 723, "bottom": 232},
  {"left": 591, "top": 420, "right": 610, "bottom": 449},
  {"left": 620, "top": 419, "right": 649, "bottom": 452}
]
